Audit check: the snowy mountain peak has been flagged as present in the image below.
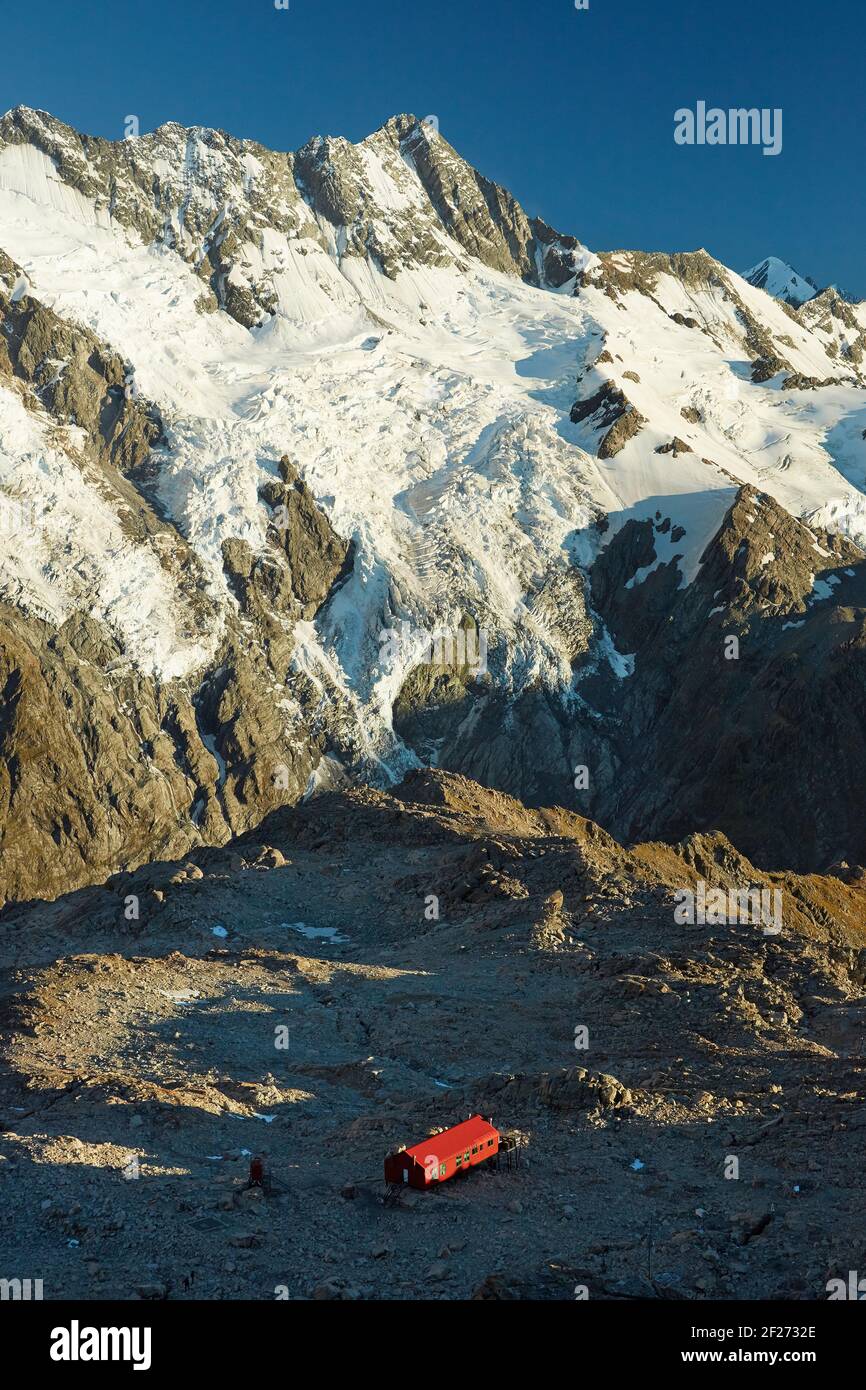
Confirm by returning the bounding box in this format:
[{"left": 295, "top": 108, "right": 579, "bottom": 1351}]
[
  {"left": 0, "top": 107, "right": 594, "bottom": 329},
  {"left": 742, "top": 255, "right": 819, "bottom": 306},
  {"left": 1, "top": 107, "right": 866, "bottom": 894}
]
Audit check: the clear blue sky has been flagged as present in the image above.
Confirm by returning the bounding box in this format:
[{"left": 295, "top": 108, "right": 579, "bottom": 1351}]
[{"left": 3, "top": 0, "right": 863, "bottom": 294}]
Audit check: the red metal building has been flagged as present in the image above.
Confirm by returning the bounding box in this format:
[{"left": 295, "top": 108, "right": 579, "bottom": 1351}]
[{"left": 384, "top": 1115, "right": 499, "bottom": 1189}]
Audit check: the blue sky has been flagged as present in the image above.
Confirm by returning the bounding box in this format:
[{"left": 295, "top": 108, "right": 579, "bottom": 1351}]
[{"left": 4, "top": 0, "right": 863, "bottom": 294}]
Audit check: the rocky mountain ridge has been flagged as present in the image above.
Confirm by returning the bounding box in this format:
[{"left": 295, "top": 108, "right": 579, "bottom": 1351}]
[{"left": 742, "top": 255, "right": 819, "bottom": 307}]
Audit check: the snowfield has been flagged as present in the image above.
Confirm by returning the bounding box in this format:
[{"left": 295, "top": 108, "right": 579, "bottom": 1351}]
[{"left": 0, "top": 378, "right": 214, "bottom": 678}]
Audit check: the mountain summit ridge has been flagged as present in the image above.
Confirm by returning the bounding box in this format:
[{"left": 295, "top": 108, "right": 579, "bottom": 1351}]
[{"left": 742, "top": 254, "right": 820, "bottom": 306}]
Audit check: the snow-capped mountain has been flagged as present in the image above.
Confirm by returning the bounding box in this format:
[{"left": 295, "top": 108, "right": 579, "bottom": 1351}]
[
  {"left": 1, "top": 106, "right": 865, "bottom": 900},
  {"left": 742, "top": 255, "right": 819, "bottom": 307}
]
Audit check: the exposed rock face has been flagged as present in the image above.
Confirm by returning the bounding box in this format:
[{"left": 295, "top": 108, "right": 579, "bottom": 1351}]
[
  {"left": 404, "top": 487, "right": 866, "bottom": 874},
  {"left": 570, "top": 380, "right": 631, "bottom": 429},
  {"left": 0, "top": 248, "right": 164, "bottom": 475},
  {"left": 0, "top": 258, "right": 220, "bottom": 901},
  {"left": 0, "top": 487, "right": 354, "bottom": 906},
  {"left": 570, "top": 381, "right": 646, "bottom": 458},
  {"left": 259, "top": 457, "right": 351, "bottom": 616},
  {"left": 377, "top": 116, "right": 581, "bottom": 285},
  {"left": 197, "top": 462, "right": 352, "bottom": 836},
  {"left": 578, "top": 247, "right": 863, "bottom": 388},
  {"left": 0, "top": 285, "right": 353, "bottom": 903},
  {"left": 0, "top": 108, "right": 317, "bottom": 329},
  {"left": 604, "top": 247, "right": 726, "bottom": 295},
  {"left": 588, "top": 486, "right": 866, "bottom": 870},
  {"left": 391, "top": 574, "right": 598, "bottom": 809},
  {"left": 597, "top": 405, "right": 645, "bottom": 458},
  {"left": 0, "top": 605, "right": 218, "bottom": 904},
  {"left": 392, "top": 615, "right": 491, "bottom": 759},
  {"left": 739, "top": 304, "right": 793, "bottom": 382},
  {"left": 796, "top": 287, "right": 866, "bottom": 367}
]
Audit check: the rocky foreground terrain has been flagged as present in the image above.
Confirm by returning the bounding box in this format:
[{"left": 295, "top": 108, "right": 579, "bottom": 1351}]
[{"left": 1, "top": 770, "right": 864, "bottom": 1301}]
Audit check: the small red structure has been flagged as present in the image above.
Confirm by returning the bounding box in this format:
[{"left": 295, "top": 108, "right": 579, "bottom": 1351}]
[{"left": 384, "top": 1115, "right": 499, "bottom": 1190}]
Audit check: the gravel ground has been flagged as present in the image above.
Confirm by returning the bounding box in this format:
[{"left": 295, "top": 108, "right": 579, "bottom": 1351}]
[{"left": 1, "top": 772, "right": 865, "bottom": 1301}]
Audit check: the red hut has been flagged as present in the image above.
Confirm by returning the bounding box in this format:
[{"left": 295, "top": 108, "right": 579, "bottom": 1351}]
[{"left": 384, "top": 1115, "right": 499, "bottom": 1189}]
